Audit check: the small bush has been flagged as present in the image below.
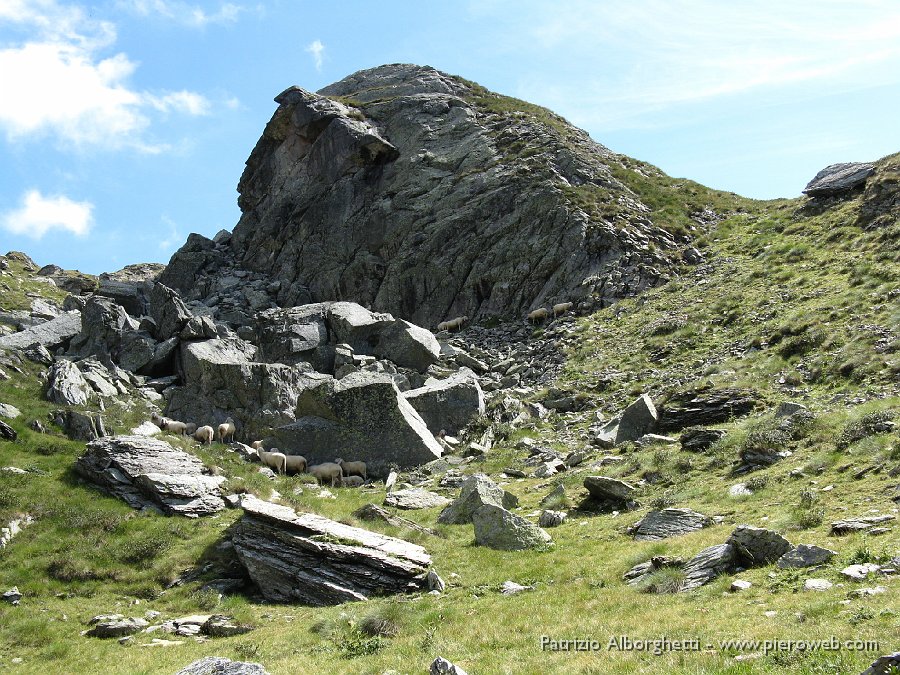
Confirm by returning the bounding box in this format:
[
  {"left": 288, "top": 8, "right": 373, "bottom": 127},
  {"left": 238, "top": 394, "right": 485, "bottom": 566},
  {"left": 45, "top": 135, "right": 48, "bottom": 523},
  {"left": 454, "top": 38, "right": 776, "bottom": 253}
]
[
  {"left": 637, "top": 567, "right": 686, "bottom": 594},
  {"left": 836, "top": 410, "right": 896, "bottom": 450},
  {"left": 118, "top": 533, "right": 171, "bottom": 564},
  {"left": 358, "top": 604, "right": 403, "bottom": 638}
]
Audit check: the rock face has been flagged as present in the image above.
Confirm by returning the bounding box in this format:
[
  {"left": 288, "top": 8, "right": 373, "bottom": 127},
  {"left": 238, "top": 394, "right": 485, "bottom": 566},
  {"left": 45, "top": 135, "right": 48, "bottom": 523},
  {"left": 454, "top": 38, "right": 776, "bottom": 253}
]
[
  {"left": 629, "top": 508, "right": 713, "bottom": 541},
  {"left": 802, "top": 162, "right": 875, "bottom": 196},
  {"left": 47, "top": 360, "right": 92, "bottom": 406},
  {"left": 160, "top": 64, "right": 683, "bottom": 327},
  {"left": 472, "top": 504, "right": 552, "bottom": 551},
  {"left": 438, "top": 474, "right": 518, "bottom": 525},
  {"left": 231, "top": 496, "right": 430, "bottom": 605},
  {"left": 74, "top": 435, "right": 226, "bottom": 517},
  {"left": 727, "top": 525, "right": 793, "bottom": 566},
  {"left": 273, "top": 371, "right": 443, "bottom": 475},
  {"left": 0, "top": 310, "right": 82, "bottom": 351},
  {"left": 403, "top": 368, "right": 485, "bottom": 434},
  {"left": 657, "top": 388, "right": 758, "bottom": 432}
]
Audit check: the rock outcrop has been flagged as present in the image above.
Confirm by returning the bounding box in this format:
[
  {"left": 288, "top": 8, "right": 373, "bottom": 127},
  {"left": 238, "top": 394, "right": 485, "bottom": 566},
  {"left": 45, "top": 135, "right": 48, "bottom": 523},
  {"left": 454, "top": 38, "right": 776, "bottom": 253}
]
[
  {"left": 231, "top": 496, "right": 431, "bottom": 605},
  {"left": 74, "top": 435, "right": 226, "bottom": 517},
  {"left": 802, "top": 162, "right": 875, "bottom": 196},
  {"left": 161, "top": 64, "right": 685, "bottom": 327},
  {"left": 438, "top": 474, "right": 518, "bottom": 525},
  {"left": 403, "top": 368, "right": 485, "bottom": 434},
  {"left": 0, "top": 311, "right": 82, "bottom": 351},
  {"left": 472, "top": 504, "right": 552, "bottom": 551},
  {"left": 628, "top": 508, "right": 712, "bottom": 541}
]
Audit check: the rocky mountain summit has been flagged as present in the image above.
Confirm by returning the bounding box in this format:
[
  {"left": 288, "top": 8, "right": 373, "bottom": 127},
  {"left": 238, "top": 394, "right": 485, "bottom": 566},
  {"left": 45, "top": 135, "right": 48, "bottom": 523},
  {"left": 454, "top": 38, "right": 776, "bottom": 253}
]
[{"left": 160, "top": 63, "right": 689, "bottom": 329}]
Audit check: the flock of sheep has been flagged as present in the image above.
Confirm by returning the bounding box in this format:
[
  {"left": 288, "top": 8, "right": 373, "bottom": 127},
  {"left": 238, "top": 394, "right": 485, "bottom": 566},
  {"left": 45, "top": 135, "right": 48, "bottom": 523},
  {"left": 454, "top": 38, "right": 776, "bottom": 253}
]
[
  {"left": 435, "top": 301, "right": 573, "bottom": 333},
  {"left": 149, "top": 413, "right": 367, "bottom": 488}
]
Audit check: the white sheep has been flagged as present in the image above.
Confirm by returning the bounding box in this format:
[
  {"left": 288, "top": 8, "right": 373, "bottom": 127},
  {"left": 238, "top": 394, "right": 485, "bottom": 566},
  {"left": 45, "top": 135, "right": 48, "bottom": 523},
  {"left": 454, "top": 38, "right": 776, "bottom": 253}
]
[
  {"left": 161, "top": 419, "right": 188, "bottom": 435},
  {"left": 217, "top": 417, "right": 236, "bottom": 444},
  {"left": 193, "top": 425, "right": 214, "bottom": 445},
  {"left": 284, "top": 454, "right": 307, "bottom": 474},
  {"left": 184, "top": 422, "right": 198, "bottom": 436},
  {"left": 251, "top": 440, "right": 264, "bottom": 450},
  {"left": 335, "top": 458, "right": 367, "bottom": 480},
  {"left": 527, "top": 307, "right": 549, "bottom": 324},
  {"left": 309, "top": 462, "right": 343, "bottom": 487},
  {"left": 553, "top": 301, "right": 573, "bottom": 317},
  {"left": 150, "top": 412, "right": 167, "bottom": 429},
  {"left": 341, "top": 475, "right": 365, "bottom": 488},
  {"left": 258, "top": 449, "right": 287, "bottom": 475},
  {"left": 436, "top": 321, "right": 449, "bottom": 332},
  {"left": 438, "top": 316, "right": 468, "bottom": 332}
]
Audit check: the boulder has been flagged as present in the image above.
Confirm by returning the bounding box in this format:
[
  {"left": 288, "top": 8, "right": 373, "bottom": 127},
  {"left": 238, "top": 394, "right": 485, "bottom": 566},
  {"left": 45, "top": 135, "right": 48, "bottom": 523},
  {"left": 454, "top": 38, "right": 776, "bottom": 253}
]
[
  {"left": 74, "top": 435, "right": 226, "bottom": 517},
  {"left": 47, "top": 360, "right": 91, "bottom": 405},
  {"left": 804, "top": 578, "right": 833, "bottom": 591},
  {"left": 22, "top": 343, "right": 53, "bottom": 365},
  {"left": 0, "top": 420, "right": 15, "bottom": 441},
  {"left": 231, "top": 495, "right": 430, "bottom": 605},
  {"left": 255, "top": 304, "right": 330, "bottom": 367},
  {"left": 403, "top": 368, "right": 485, "bottom": 434},
  {"left": 327, "top": 301, "right": 395, "bottom": 350},
  {"left": 67, "top": 296, "right": 136, "bottom": 358},
  {"left": 629, "top": 508, "right": 713, "bottom": 541},
  {"left": 118, "top": 331, "right": 157, "bottom": 373},
  {"left": 84, "top": 615, "right": 149, "bottom": 639},
  {"left": 273, "top": 371, "right": 443, "bottom": 475},
  {"left": 0, "top": 310, "right": 81, "bottom": 351},
  {"left": 615, "top": 394, "right": 657, "bottom": 444},
  {"left": 438, "top": 474, "right": 519, "bottom": 525},
  {"left": 175, "top": 657, "right": 271, "bottom": 675},
  {"left": 657, "top": 388, "right": 758, "bottom": 432},
  {"left": 430, "top": 657, "right": 469, "bottom": 675},
  {"left": 472, "top": 504, "right": 553, "bottom": 551},
  {"left": 59, "top": 410, "right": 107, "bottom": 441},
  {"left": 861, "top": 651, "right": 900, "bottom": 675},
  {"left": 95, "top": 276, "right": 147, "bottom": 316},
  {"left": 681, "top": 543, "right": 738, "bottom": 590},
  {"left": 727, "top": 525, "right": 793, "bottom": 566},
  {"left": 830, "top": 515, "right": 895, "bottom": 535},
  {"left": 0, "top": 403, "right": 20, "bottom": 419},
  {"left": 802, "top": 162, "right": 875, "bottom": 196},
  {"left": 383, "top": 488, "right": 450, "bottom": 510},
  {"left": 539, "top": 510, "right": 567, "bottom": 528},
  {"left": 583, "top": 475, "right": 637, "bottom": 504},
  {"left": 352, "top": 503, "right": 438, "bottom": 536},
  {"left": 679, "top": 427, "right": 726, "bottom": 452},
  {"left": 146, "top": 282, "right": 192, "bottom": 340},
  {"left": 777, "top": 544, "right": 837, "bottom": 569},
  {"left": 371, "top": 319, "right": 441, "bottom": 372}
]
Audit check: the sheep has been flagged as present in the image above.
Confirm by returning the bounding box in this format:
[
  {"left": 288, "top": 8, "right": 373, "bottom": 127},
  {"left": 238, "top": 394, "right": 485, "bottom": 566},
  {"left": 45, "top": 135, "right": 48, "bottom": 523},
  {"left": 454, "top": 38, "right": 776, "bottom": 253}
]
[
  {"left": 150, "top": 412, "right": 167, "bottom": 429},
  {"left": 438, "top": 316, "right": 468, "bottom": 332},
  {"left": 217, "top": 417, "right": 236, "bottom": 444},
  {"left": 251, "top": 440, "right": 264, "bottom": 450},
  {"left": 436, "top": 321, "right": 449, "bottom": 332},
  {"left": 341, "top": 475, "right": 365, "bottom": 488},
  {"left": 335, "top": 458, "right": 367, "bottom": 480},
  {"left": 258, "top": 449, "right": 287, "bottom": 475},
  {"left": 161, "top": 419, "right": 188, "bottom": 435},
  {"left": 309, "top": 462, "right": 343, "bottom": 487},
  {"left": 284, "top": 454, "right": 307, "bottom": 475},
  {"left": 527, "top": 307, "right": 549, "bottom": 324},
  {"left": 553, "top": 301, "right": 573, "bottom": 317},
  {"left": 193, "top": 425, "right": 215, "bottom": 445}
]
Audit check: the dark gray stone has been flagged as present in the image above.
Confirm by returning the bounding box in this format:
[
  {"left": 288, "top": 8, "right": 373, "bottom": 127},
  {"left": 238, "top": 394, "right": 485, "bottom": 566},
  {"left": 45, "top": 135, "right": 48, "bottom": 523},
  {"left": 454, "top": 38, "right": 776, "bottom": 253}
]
[
  {"left": 682, "top": 543, "right": 738, "bottom": 590},
  {"left": 583, "top": 475, "right": 637, "bottom": 503},
  {"left": 47, "top": 360, "right": 91, "bottom": 405},
  {"left": 727, "top": 525, "right": 793, "bottom": 566},
  {"left": 403, "top": 368, "right": 485, "bottom": 435},
  {"left": 174, "top": 657, "right": 271, "bottom": 675},
  {"left": 0, "top": 311, "right": 81, "bottom": 351},
  {"left": 860, "top": 651, "right": 900, "bottom": 675},
  {"left": 629, "top": 508, "right": 712, "bottom": 541},
  {"left": 679, "top": 427, "right": 726, "bottom": 452},
  {"left": 615, "top": 394, "right": 657, "bottom": 444},
  {"left": 802, "top": 162, "right": 875, "bottom": 196},
  {"left": 777, "top": 544, "right": 837, "bottom": 569}
]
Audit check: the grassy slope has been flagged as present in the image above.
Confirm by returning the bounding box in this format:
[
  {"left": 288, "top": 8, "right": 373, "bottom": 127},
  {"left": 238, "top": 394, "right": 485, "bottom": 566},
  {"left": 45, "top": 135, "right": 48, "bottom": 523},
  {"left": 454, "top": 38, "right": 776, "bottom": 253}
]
[{"left": 0, "top": 156, "right": 898, "bottom": 674}]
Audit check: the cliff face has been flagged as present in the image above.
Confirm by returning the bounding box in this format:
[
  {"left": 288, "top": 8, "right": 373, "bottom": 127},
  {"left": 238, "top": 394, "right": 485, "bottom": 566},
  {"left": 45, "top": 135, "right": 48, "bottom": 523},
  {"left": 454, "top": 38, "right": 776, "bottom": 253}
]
[{"left": 161, "top": 64, "right": 691, "bottom": 327}]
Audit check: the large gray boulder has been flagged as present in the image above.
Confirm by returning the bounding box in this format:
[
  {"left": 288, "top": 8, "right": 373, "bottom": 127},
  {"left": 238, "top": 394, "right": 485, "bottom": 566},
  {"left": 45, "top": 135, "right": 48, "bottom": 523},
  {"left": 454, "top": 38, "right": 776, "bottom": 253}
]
[
  {"left": 68, "top": 296, "right": 136, "bottom": 358},
  {"left": 682, "top": 543, "right": 738, "bottom": 590},
  {"left": 438, "top": 473, "right": 518, "bottom": 525},
  {"left": 403, "top": 368, "right": 485, "bottom": 434},
  {"left": 615, "top": 394, "right": 657, "bottom": 444},
  {"left": 175, "top": 657, "right": 271, "bottom": 675},
  {"left": 583, "top": 475, "right": 637, "bottom": 504},
  {"left": 255, "top": 304, "right": 330, "bottom": 367},
  {"left": 327, "top": 301, "right": 395, "bottom": 350},
  {"left": 472, "top": 504, "right": 552, "bottom": 551},
  {"left": 231, "top": 495, "right": 430, "bottom": 605},
  {"left": 777, "top": 544, "right": 837, "bottom": 569},
  {"left": 0, "top": 310, "right": 81, "bottom": 351},
  {"left": 370, "top": 319, "right": 441, "bottom": 372},
  {"left": 384, "top": 488, "right": 450, "bottom": 510},
  {"left": 47, "top": 360, "right": 91, "bottom": 406},
  {"left": 146, "top": 282, "right": 192, "bottom": 341},
  {"left": 727, "top": 525, "right": 793, "bottom": 566},
  {"left": 629, "top": 508, "right": 712, "bottom": 541},
  {"left": 273, "top": 370, "right": 443, "bottom": 475},
  {"left": 802, "top": 162, "right": 875, "bottom": 196},
  {"left": 74, "top": 435, "right": 226, "bottom": 517}
]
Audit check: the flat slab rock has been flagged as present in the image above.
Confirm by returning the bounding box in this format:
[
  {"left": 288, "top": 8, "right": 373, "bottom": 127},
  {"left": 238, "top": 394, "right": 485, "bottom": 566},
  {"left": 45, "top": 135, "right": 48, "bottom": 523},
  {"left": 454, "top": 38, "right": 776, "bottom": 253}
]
[
  {"left": 802, "top": 162, "right": 875, "bottom": 196},
  {"left": 861, "top": 651, "right": 900, "bottom": 675},
  {"left": 831, "top": 515, "right": 895, "bottom": 535},
  {"left": 777, "top": 544, "right": 836, "bottom": 569},
  {"left": 74, "top": 435, "right": 226, "bottom": 517},
  {"left": 384, "top": 488, "right": 450, "bottom": 510},
  {"left": 629, "top": 508, "right": 713, "bottom": 541},
  {"left": 175, "top": 657, "right": 271, "bottom": 675},
  {"left": 231, "top": 495, "right": 431, "bottom": 605},
  {"left": 583, "top": 475, "right": 636, "bottom": 503}
]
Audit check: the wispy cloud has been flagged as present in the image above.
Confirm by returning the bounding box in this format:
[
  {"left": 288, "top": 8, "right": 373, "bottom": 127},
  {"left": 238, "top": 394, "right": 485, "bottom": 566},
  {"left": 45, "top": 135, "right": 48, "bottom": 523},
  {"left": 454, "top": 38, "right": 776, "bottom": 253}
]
[
  {"left": 306, "top": 39, "right": 324, "bottom": 71},
  {"left": 470, "top": 0, "right": 900, "bottom": 130},
  {"left": 2, "top": 190, "right": 94, "bottom": 239},
  {"left": 122, "top": 0, "right": 244, "bottom": 27},
  {"left": 0, "top": 0, "right": 211, "bottom": 151},
  {"left": 158, "top": 215, "right": 181, "bottom": 251}
]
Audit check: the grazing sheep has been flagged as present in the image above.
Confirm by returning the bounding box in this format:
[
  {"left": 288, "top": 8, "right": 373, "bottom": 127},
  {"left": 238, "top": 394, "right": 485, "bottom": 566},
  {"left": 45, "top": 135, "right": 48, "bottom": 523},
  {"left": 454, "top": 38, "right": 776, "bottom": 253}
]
[
  {"left": 438, "top": 316, "right": 468, "bottom": 332},
  {"left": 284, "top": 454, "right": 307, "bottom": 474},
  {"left": 309, "top": 462, "right": 343, "bottom": 487},
  {"left": 553, "top": 301, "right": 573, "bottom": 317},
  {"left": 258, "top": 449, "right": 287, "bottom": 475},
  {"left": 150, "top": 412, "right": 167, "bottom": 429},
  {"left": 341, "top": 475, "right": 365, "bottom": 488},
  {"left": 335, "top": 458, "right": 367, "bottom": 480},
  {"left": 184, "top": 422, "right": 198, "bottom": 436},
  {"left": 527, "top": 307, "right": 549, "bottom": 324},
  {"left": 251, "top": 440, "right": 263, "bottom": 450},
  {"left": 217, "top": 417, "right": 236, "bottom": 444},
  {"left": 193, "top": 425, "right": 214, "bottom": 445},
  {"left": 436, "top": 321, "right": 449, "bottom": 332},
  {"left": 161, "top": 419, "right": 188, "bottom": 435}
]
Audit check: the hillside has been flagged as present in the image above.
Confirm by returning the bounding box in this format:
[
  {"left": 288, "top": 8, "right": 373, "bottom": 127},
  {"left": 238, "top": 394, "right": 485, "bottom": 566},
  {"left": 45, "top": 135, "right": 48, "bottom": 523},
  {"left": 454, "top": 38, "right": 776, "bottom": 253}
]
[{"left": 0, "top": 66, "right": 898, "bottom": 675}]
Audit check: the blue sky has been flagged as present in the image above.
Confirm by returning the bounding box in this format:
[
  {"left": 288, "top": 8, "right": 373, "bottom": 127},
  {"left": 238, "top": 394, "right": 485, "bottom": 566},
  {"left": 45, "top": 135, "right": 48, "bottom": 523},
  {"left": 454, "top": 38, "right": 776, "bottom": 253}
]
[{"left": 2, "top": 0, "right": 899, "bottom": 274}]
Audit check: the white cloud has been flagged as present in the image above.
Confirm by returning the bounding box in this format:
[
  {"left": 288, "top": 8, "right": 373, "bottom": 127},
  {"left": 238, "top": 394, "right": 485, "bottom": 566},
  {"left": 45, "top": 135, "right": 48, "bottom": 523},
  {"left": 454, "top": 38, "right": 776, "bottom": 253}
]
[
  {"left": 158, "top": 215, "right": 181, "bottom": 251},
  {"left": 2, "top": 190, "right": 94, "bottom": 239},
  {"left": 0, "top": 0, "right": 211, "bottom": 150},
  {"left": 123, "top": 0, "right": 244, "bottom": 27},
  {"left": 306, "top": 39, "right": 324, "bottom": 71}
]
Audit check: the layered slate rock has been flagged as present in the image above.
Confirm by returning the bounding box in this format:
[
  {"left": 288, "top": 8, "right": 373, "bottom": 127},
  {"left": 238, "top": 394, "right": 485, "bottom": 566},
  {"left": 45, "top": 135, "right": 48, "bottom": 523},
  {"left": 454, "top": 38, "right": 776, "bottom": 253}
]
[
  {"left": 615, "top": 394, "right": 657, "bottom": 444},
  {"left": 403, "top": 368, "right": 485, "bottom": 435},
  {"left": 861, "top": 651, "right": 900, "bottom": 675},
  {"left": 273, "top": 371, "right": 443, "bottom": 475},
  {"left": 231, "top": 495, "right": 431, "bottom": 605},
  {"left": 802, "top": 162, "right": 875, "bottom": 196},
  {"left": 681, "top": 543, "right": 738, "bottom": 591},
  {"left": 74, "top": 435, "right": 226, "bottom": 517},
  {"left": 47, "top": 360, "right": 91, "bottom": 406},
  {"left": 438, "top": 474, "right": 518, "bottom": 525},
  {"left": 67, "top": 296, "right": 136, "bottom": 359},
  {"left": 628, "top": 508, "right": 713, "bottom": 541},
  {"left": 0, "top": 310, "right": 81, "bottom": 351},
  {"left": 583, "top": 475, "right": 637, "bottom": 505},
  {"left": 679, "top": 427, "right": 726, "bottom": 452},
  {"left": 383, "top": 488, "right": 450, "bottom": 510},
  {"left": 175, "top": 657, "right": 271, "bottom": 675},
  {"left": 777, "top": 544, "right": 837, "bottom": 569},
  {"left": 657, "top": 388, "right": 758, "bottom": 432},
  {"left": 727, "top": 525, "right": 793, "bottom": 566},
  {"left": 472, "top": 504, "right": 552, "bottom": 551}
]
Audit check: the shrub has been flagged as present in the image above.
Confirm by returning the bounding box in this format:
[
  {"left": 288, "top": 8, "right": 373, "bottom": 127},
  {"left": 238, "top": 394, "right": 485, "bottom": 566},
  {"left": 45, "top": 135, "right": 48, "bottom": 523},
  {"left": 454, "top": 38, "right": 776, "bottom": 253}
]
[
  {"left": 637, "top": 567, "right": 686, "bottom": 594},
  {"left": 836, "top": 410, "right": 896, "bottom": 450}
]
